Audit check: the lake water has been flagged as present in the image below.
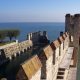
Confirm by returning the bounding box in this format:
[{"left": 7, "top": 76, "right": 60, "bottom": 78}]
[{"left": 0, "top": 22, "right": 65, "bottom": 42}]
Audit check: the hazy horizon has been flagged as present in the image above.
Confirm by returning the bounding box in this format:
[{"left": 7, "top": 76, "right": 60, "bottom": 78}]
[{"left": 0, "top": 22, "right": 65, "bottom": 23}]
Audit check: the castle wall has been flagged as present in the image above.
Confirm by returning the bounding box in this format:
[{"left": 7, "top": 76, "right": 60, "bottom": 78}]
[
  {"left": 3, "top": 43, "right": 19, "bottom": 58},
  {"left": 27, "top": 31, "right": 49, "bottom": 46},
  {"left": 16, "top": 32, "right": 72, "bottom": 80},
  {"left": 18, "top": 40, "right": 32, "bottom": 52},
  {"left": 0, "top": 31, "right": 71, "bottom": 80},
  {"left": 50, "top": 39, "right": 62, "bottom": 80},
  {"left": 46, "top": 55, "right": 53, "bottom": 80},
  {"left": 73, "top": 15, "right": 80, "bottom": 48},
  {"left": 0, "top": 40, "right": 33, "bottom": 59},
  {"left": 16, "top": 55, "right": 42, "bottom": 80},
  {"left": 65, "top": 14, "right": 80, "bottom": 67},
  {"left": 60, "top": 43, "right": 64, "bottom": 62},
  {"left": 65, "top": 14, "right": 74, "bottom": 36},
  {"left": 38, "top": 45, "right": 54, "bottom": 80},
  {"left": 27, "top": 31, "right": 41, "bottom": 44},
  {"left": 65, "top": 14, "right": 80, "bottom": 48},
  {"left": 30, "top": 69, "right": 41, "bottom": 80}
]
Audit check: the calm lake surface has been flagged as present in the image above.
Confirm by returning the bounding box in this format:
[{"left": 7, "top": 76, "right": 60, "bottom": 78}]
[{"left": 0, "top": 22, "right": 65, "bottom": 42}]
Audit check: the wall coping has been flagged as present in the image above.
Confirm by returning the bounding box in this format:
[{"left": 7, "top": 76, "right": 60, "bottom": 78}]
[{"left": 21, "top": 55, "right": 42, "bottom": 79}]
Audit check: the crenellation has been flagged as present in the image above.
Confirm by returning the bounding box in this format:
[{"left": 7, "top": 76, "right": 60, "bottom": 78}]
[
  {"left": 27, "top": 31, "right": 49, "bottom": 46},
  {"left": 58, "top": 36, "right": 64, "bottom": 43},
  {"left": 74, "top": 14, "right": 80, "bottom": 17},
  {"left": 0, "top": 27, "right": 75, "bottom": 80},
  {"left": 66, "top": 14, "right": 71, "bottom": 17},
  {"left": 0, "top": 40, "right": 33, "bottom": 60},
  {"left": 16, "top": 55, "right": 42, "bottom": 80}
]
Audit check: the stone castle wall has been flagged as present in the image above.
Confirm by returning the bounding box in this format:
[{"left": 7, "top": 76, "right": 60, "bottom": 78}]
[
  {"left": 0, "top": 31, "right": 73, "bottom": 80},
  {"left": 16, "top": 32, "right": 71, "bottom": 80},
  {"left": 1, "top": 40, "right": 33, "bottom": 59},
  {"left": 16, "top": 55, "right": 42, "bottom": 80},
  {"left": 65, "top": 14, "right": 80, "bottom": 48},
  {"left": 27, "top": 31, "right": 49, "bottom": 45},
  {"left": 65, "top": 14, "right": 80, "bottom": 67}
]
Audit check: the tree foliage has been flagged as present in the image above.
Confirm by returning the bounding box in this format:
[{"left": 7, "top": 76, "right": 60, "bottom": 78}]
[
  {"left": 0, "top": 29, "right": 20, "bottom": 42},
  {"left": 0, "top": 31, "right": 6, "bottom": 42}
]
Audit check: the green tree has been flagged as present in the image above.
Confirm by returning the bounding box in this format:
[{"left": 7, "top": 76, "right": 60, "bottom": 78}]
[
  {"left": 0, "top": 29, "right": 20, "bottom": 41},
  {"left": 6, "top": 29, "right": 20, "bottom": 41},
  {"left": 0, "top": 31, "right": 6, "bottom": 42},
  {"left": 12, "top": 30, "right": 20, "bottom": 39}
]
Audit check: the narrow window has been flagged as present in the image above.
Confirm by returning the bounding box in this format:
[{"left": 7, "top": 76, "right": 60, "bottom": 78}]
[
  {"left": 79, "top": 37, "right": 80, "bottom": 46},
  {"left": 53, "top": 50, "right": 55, "bottom": 65},
  {"left": 59, "top": 46, "right": 61, "bottom": 56},
  {"left": 63, "top": 42, "right": 64, "bottom": 50}
]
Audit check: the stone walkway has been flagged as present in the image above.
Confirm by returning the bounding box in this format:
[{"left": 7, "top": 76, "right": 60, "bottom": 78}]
[
  {"left": 56, "top": 47, "right": 77, "bottom": 80},
  {"left": 59, "top": 47, "right": 74, "bottom": 69},
  {"left": 67, "top": 68, "right": 77, "bottom": 80}
]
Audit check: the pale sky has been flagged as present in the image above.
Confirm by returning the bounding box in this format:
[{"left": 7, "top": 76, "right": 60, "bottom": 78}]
[{"left": 0, "top": 0, "right": 80, "bottom": 22}]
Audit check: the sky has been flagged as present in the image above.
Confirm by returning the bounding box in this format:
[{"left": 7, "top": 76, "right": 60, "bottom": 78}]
[{"left": 0, "top": 0, "right": 80, "bottom": 22}]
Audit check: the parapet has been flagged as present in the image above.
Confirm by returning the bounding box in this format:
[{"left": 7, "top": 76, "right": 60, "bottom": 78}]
[
  {"left": 63, "top": 33, "right": 67, "bottom": 39},
  {"left": 65, "top": 32, "right": 68, "bottom": 37},
  {"left": 2, "top": 40, "right": 33, "bottom": 59},
  {"left": 53, "top": 40, "right": 60, "bottom": 48},
  {"left": 51, "top": 32, "right": 67, "bottom": 49},
  {"left": 50, "top": 40, "right": 60, "bottom": 50},
  {"left": 74, "top": 14, "right": 80, "bottom": 17},
  {"left": 42, "top": 45, "right": 53, "bottom": 59},
  {"left": 38, "top": 45, "right": 53, "bottom": 61},
  {"left": 58, "top": 36, "right": 64, "bottom": 44},
  {"left": 17, "top": 55, "right": 42, "bottom": 80},
  {"left": 66, "top": 14, "right": 71, "bottom": 17},
  {"left": 16, "top": 31, "right": 70, "bottom": 80},
  {"left": 66, "top": 13, "right": 80, "bottom": 18}
]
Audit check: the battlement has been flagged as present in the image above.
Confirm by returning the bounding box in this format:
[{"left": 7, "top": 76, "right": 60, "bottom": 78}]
[
  {"left": 27, "top": 31, "right": 49, "bottom": 46},
  {"left": 66, "top": 14, "right": 71, "bottom": 17},
  {"left": 0, "top": 30, "right": 76, "bottom": 80},
  {"left": 16, "top": 55, "right": 42, "bottom": 80},
  {"left": 16, "top": 32, "right": 75, "bottom": 80},
  {"left": 66, "top": 14, "right": 80, "bottom": 17},
  {"left": 0, "top": 40, "right": 33, "bottom": 60}
]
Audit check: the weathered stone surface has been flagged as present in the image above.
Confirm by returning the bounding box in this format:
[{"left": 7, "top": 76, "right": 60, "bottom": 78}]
[
  {"left": 0, "top": 31, "right": 71, "bottom": 80},
  {"left": 16, "top": 55, "right": 42, "bottom": 80},
  {"left": 65, "top": 14, "right": 80, "bottom": 67},
  {"left": 1, "top": 40, "right": 33, "bottom": 58},
  {"left": 43, "top": 45, "right": 53, "bottom": 59},
  {"left": 16, "top": 32, "right": 71, "bottom": 80}
]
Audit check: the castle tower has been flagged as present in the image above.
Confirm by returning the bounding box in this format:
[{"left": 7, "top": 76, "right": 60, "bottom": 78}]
[
  {"left": 65, "top": 14, "right": 74, "bottom": 36},
  {"left": 65, "top": 14, "right": 71, "bottom": 32},
  {"left": 73, "top": 14, "right": 80, "bottom": 48},
  {"left": 65, "top": 14, "right": 80, "bottom": 48},
  {"left": 65, "top": 14, "right": 80, "bottom": 67}
]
